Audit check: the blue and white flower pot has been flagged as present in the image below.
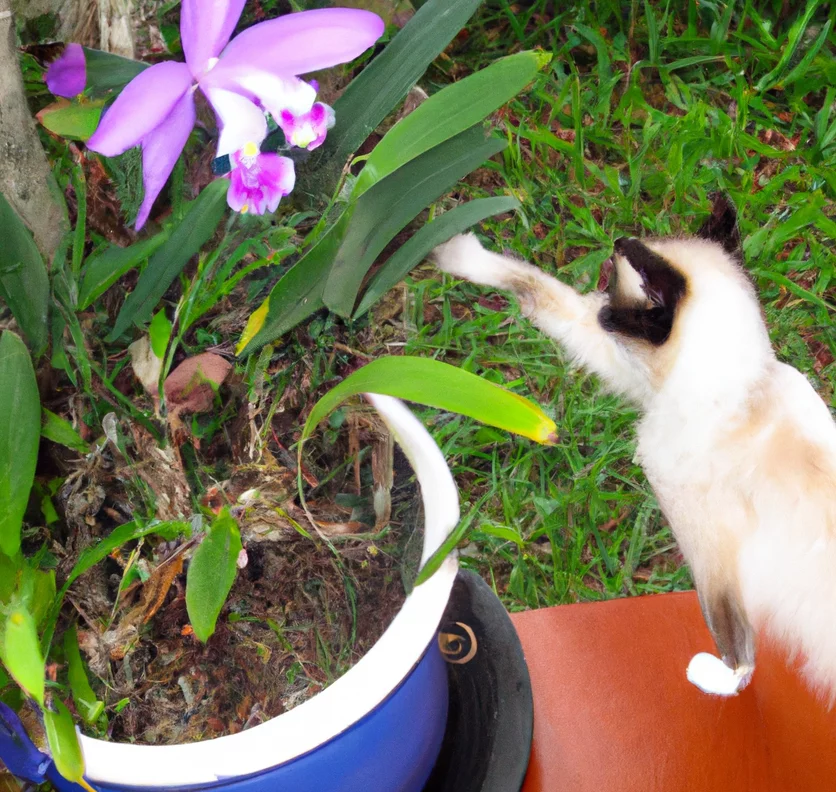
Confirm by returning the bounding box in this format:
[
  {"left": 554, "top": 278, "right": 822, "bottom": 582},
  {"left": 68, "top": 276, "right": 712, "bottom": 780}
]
[{"left": 2, "top": 395, "right": 461, "bottom": 792}]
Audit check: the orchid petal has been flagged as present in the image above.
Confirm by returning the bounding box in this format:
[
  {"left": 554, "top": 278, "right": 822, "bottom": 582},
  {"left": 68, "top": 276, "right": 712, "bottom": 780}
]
[
  {"left": 278, "top": 101, "right": 334, "bottom": 150},
  {"left": 87, "top": 62, "right": 193, "bottom": 157},
  {"left": 135, "top": 90, "right": 196, "bottom": 230},
  {"left": 180, "top": 0, "right": 246, "bottom": 78},
  {"left": 203, "top": 87, "right": 268, "bottom": 157},
  {"left": 45, "top": 43, "right": 86, "bottom": 97},
  {"left": 205, "top": 71, "right": 316, "bottom": 123},
  {"left": 227, "top": 153, "right": 294, "bottom": 215},
  {"left": 212, "top": 8, "right": 384, "bottom": 81}
]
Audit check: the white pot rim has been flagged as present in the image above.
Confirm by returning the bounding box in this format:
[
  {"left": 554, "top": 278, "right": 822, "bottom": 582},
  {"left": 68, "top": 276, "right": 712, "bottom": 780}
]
[{"left": 80, "top": 394, "right": 460, "bottom": 788}]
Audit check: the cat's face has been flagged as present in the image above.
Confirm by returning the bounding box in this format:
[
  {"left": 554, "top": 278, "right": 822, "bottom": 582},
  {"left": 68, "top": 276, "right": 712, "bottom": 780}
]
[{"left": 598, "top": 196, "right": 750, "bottom": 350}]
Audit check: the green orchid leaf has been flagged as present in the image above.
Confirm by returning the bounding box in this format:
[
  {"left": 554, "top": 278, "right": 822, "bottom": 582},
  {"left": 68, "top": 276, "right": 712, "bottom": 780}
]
[
  {"left": 64, "top": 624, "right": 104, "bottom": 725},
  {"left": 0, "top": 195, "right": 49, "bottom": 356},
  {"left": 354, "top": 196, "right": 520, "bottom": 317},
  {"left": 43, "top": 699, "right": 95, "bottom": 791},
  {"left": 186, "top": 510, "right": 242, "bottom": 643},
  {"left": 0, "top": 331, "right": 41, "bottom": 557},
  {"left": 1, "top": 604, "right": 45, "bottom": 705},
  {"left": 78, "top": 231, "right": 169, "bottom": 310},
  {"left": 323, "top": 126, "right": 507, "bottom": 318},
  {"left": 353, "top": 50, "right": 547, "bottom": 197},
  {"left": 302, "top": 356, "right": 557, "bottom": 446},
  {"left": 324, "top": 0, "right": 484, "bottom": 166},
  {"left": 107, "top": 179, "right": 228, "bottom": 342},
  {"left": 42, "top": 409, "right": 90, "bottom": 454}
]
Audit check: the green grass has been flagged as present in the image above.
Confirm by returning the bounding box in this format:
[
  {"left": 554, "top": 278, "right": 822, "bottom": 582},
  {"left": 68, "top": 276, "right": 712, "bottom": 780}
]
[{"left": 386, "top": 0, "right": 836, "bottom": 611}]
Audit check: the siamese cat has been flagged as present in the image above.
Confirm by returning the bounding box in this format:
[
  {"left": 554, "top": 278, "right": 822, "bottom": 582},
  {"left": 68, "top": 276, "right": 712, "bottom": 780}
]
[{"left": 432, "top": 197, "right": 836, "bottom": 700}]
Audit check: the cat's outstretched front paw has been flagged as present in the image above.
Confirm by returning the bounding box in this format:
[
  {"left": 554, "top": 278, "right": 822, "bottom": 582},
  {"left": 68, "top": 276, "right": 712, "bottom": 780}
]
[
  {"left": 431, "top": 233, "right": 486, "bottom": 280},
  {"left": 431, "top": 233, "right": 516, "bottom": 290}
]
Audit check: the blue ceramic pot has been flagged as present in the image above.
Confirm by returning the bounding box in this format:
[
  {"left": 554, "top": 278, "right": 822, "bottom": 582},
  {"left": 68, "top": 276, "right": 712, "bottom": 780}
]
[{"left": 9, "top": 396, "right": 461, "bottom": 792}]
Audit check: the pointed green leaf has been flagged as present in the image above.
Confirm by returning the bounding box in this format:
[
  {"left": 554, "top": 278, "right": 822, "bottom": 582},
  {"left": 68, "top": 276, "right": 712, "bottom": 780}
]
[
  {"left": 323, "top": 126, "right": 507, "bottom": 318},
  {"left": 83, "top": 47, "right": 148, "bottom": 96},
  {"left": 107, "top": 180, "right": 228, "bottom": 342},
  {"left": 236, "top": 204, "right": 353, "bottom": 356},
  {"left": 44, "top": 699, "right": 94, "bottom": 791},
  {"left": 324, "top": 0, "right": 484, "bottom": 165},
  {"left": 186, "top": 510, "right": 242, "bottom": 643},
  {"left": 42, "top": 409, "right": 90, "bottom": 454},
  {"left": 0, "top": 553, "right": 18, "bottom": 604},
  {"left": 0, "top": 195, "right": 49, "bottom": 356},
  {"left": 78, "top": 231, "right": 169, "bottom": 310},
  {"left": 149, "top": 309, "right": 173, "bottom": 359},
  {"left": 64, "top": 625, "right": 104, "bottom": 725},
  {"left": 355, "top": 196, "right": 520, "bottom": 318},
  {"left": 37, "top": 101, "right": 104, "bottom": 141},
  {"left": 302, "top": 357, "right": 557, "bottom": 446},
  {"left": 1, "top": 605, "right": 45, "bottom": 705},
  {"left": 353, "top": 50, "right": 546, "bottom": 197},
  {"left": 0, "top": 332, "right": 41, "bottom": 557}
]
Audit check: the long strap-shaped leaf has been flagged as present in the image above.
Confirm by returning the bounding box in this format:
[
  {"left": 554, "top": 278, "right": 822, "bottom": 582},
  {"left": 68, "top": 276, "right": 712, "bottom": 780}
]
[
  {"left": 0, "top": 194, "right": 49, "bottom": 356},
  {"left": 323, "top": 126, "right": 506, "bottom": 317},
  {"left": 354, "top": 195, "right": 520, "bottom": 318},
  {"left": 0, "top": 332, "right": 40, "bottom": 557},
  {"left": 107, "top": 179, "right": 228, "bottom": 341},
  {"left": 238, "top": 127, "right": 506, "bottom": 352},
  {"left": 323, "top": 0, "right": 485, "bottom": 166},
  {"left": 301, "top": 356, "right": 557, "bottom": 446},
  {"left": 352, "top": 50, "right": 548, "bottom": 198}
]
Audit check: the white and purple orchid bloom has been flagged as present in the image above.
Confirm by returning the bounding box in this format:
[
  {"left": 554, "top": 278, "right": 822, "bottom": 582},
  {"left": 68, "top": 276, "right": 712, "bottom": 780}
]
[
  {"left": 278, "top": 98, "right": 336, "bottom": 150},
  {"left": 45, "top": 43, "right": 86, "bottom": 98},
  {"left": 86, "top": 3, "right": 384, "bottom": 229},
  {"left": 227, "top": 143, "right": 295, "bottom": 215}
]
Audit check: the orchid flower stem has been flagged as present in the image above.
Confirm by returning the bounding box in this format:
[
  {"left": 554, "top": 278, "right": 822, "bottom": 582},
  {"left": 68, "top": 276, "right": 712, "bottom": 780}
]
[
  {"left": 70, "top": 167, "right": 87, "bottom": 279},
  {"left": 301, "top": 155, "right": 355, "bottom": 251}
]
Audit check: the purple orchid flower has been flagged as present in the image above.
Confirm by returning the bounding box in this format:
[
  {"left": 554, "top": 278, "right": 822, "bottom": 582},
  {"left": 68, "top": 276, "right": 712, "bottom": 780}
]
[
  {"left": 278, "top": 101, "right": 335, "bottom": 150},
  {"left": 45, "top": 43, "right": 86, "bottom": 98},
  {"left": 87, "top": 3, "right": 384, "bottom": 229},
  {"left": 227, "top": 142, "right": 295, "bottom": 215}
]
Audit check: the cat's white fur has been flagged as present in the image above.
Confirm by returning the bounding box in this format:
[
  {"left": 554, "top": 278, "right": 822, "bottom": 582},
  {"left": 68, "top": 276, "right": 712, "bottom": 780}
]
[{"left": 433, "top": 231, "right": 836, "bottom": 699}]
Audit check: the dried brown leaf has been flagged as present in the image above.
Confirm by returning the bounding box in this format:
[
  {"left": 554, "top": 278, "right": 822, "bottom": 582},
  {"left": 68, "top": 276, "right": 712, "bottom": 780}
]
[{"left": 164, "top": 353, "right": 232, "bottom": 417}]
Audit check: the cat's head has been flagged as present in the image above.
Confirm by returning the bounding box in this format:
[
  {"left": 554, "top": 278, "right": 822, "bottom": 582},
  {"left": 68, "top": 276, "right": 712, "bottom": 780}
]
[{"left": 598, "top": 195, "right": 749, "bottom": 348}]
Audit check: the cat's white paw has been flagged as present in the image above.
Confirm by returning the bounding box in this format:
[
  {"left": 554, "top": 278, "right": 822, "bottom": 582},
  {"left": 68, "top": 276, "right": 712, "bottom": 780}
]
[
  {"left": 431, "top": 233, "right": 488, "bottom": 280},
  {"left": 432, "top": 233, "right": 515, "bottom": 289},
  {"left": 686, "top": 652, "right": 752, "bottom": 696}
]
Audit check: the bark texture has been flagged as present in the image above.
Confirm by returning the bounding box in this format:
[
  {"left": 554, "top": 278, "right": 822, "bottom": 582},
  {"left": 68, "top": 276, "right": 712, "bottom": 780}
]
[
  {"left": 0, "top": 0, "right": 68, "bottom": 263},
  {"left": 98, "top": 0, "right": 133, "bottom": 58}
]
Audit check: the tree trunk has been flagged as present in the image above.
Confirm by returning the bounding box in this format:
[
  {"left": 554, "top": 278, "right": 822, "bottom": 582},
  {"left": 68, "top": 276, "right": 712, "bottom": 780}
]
[
  {"left": 98, "top": 0, "right": 133, "bottom": 58},
  {"left": 0, "top": 0, "right": 68, "bottom": 264}
]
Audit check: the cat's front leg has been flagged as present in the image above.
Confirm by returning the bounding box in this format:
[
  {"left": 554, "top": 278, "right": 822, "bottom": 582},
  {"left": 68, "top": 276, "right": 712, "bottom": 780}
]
[
  {"left": 688, "top": 578, "right": 756, "bottom": 694},
  {"left": 432, "top": 233, "right": 651, "bottom": 404}
]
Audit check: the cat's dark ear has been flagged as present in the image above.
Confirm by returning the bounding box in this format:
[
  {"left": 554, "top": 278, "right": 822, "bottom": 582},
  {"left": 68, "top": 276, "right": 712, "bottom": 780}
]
[{"left": 697, "top": 193, "right": 742, "bottom": 262}]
